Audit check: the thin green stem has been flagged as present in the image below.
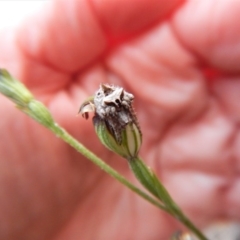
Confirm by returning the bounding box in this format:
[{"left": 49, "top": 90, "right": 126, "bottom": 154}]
[
  {"left": 177, "top": 211, "right": 208, "bottom": 240},
  {"left": 129, "top": 156, "right": 208, "bottom": 240}
]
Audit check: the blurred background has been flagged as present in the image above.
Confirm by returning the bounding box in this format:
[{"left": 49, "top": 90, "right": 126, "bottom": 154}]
[{"left": 0, "top": 0, "right": 46, "bottom": 30}]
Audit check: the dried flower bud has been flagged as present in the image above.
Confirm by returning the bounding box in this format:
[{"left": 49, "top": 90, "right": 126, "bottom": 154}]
[{"left": 79, "top": 84, "right": 142, "bottom": 160}]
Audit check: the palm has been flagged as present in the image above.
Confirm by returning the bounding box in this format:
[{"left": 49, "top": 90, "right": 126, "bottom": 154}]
[{"left": 0, "top": 1, "right": 239, "bottom": 239}]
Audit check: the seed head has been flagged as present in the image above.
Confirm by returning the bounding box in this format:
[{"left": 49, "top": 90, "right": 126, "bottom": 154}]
[{"left": 79, "top": 84, "right": 142, "bottom": 160}]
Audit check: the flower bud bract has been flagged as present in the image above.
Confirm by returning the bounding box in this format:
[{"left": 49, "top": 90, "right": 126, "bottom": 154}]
[{"left": 94, "top": 117, "right": 141, "bottom": 159}]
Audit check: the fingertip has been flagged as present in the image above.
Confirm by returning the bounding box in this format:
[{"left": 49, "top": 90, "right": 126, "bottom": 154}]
[{"left": 172, "top": 0, "right": 240, "bottom": 72}]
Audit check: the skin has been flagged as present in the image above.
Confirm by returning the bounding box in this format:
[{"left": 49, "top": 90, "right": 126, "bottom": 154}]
[{"left": 0, "top": 0, "right": 240, "bottom": 239}]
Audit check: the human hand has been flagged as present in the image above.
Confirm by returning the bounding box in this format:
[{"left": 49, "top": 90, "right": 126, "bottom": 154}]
[{"left": 0, "top": 0, "right": 239, "bottom": 239}]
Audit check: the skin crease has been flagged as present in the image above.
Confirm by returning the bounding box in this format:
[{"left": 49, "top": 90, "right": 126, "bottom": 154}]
[{"left": 0, "top": 0, "right": 240, "bottom": 239}]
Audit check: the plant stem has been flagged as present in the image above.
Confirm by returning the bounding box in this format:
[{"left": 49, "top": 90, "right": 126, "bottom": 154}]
[
  {"left": 129, "top": 156, "right": 208, "bottom": 240},
  {"left": 176, "top": 210, "right": 208, "bottom": 240}
]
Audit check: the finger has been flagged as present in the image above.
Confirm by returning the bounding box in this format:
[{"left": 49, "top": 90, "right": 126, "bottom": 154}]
[
  {"left": 91, "top": 0, "right": 183, "bottom": 37},
  {"left": 171, "top": 0, "right": 240, "bottom": 72},
  {"left": 16, "top": 0, "right": 183, "bottom": 73}
]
